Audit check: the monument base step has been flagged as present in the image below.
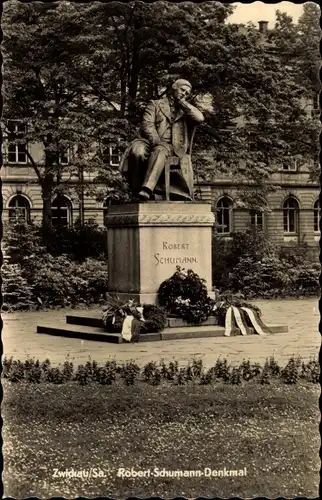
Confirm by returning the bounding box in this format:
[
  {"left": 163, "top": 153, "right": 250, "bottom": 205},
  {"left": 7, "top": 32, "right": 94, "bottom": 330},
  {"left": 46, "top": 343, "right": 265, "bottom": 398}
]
[
  {"left": 65, "top": 314, "right": 220, "bottom": 329},
  {"left": 37, "top": 322, "right": 288, "bottom": 343}
]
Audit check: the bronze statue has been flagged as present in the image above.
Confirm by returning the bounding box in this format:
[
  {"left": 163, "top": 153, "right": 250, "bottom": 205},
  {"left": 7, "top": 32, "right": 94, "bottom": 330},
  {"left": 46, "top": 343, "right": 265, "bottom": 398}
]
[{"left": 120, "top": 79, "right": 204, "bottom": 201}]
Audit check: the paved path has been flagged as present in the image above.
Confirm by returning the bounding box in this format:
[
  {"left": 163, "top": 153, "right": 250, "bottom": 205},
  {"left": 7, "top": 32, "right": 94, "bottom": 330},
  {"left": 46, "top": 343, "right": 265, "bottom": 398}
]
[{"left": 1, "top": 299, "right": 320, "bottom": 368}]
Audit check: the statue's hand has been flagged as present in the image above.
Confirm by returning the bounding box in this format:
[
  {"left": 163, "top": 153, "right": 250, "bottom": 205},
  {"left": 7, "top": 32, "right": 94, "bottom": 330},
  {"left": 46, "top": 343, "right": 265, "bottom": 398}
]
[
  {"left": 151, "top": 137, "right": 162, "bottom": 147},
  {"left": 178, "top": 98, "right": 189, "bottom": 108}
]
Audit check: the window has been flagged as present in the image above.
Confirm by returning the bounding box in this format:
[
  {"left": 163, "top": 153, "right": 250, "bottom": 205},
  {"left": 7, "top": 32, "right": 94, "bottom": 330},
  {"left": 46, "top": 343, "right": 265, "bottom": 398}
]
[
  {"left": 60, "top": 150, "right": 69, "bottom": 165},
  {"left": 216, "top": 197, "right": 232, "bottom": 234},
  {"left": 109, "top": 147, "right": 120, "bottom": 166},
  {"left": 51, "top": 195, "right": 72, "bottom": 227},
  {"left": 314, "top": 199, "right": 320, "bottom": 232},
  {"left": 312, "top": 92, "right": 319, "bottom": 112},
  {"left": 283, "top": 197, "right": 299, "bottom": 233},
  {"left": 282, "top": 161, "right": 297, "bottom": 172},
  {"left": 250, "top": 210, "right": 264, "bottom": 229},
  {"left": 7, "top": 121, "right": 27, "bottom": 164},
  {"left": 8, "top": 195, "right": 31, "bottom": 223}
]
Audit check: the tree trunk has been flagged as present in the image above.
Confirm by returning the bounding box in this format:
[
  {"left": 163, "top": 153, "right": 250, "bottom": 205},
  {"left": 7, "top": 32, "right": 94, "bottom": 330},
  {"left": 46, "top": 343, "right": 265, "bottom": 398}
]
[
  {"left": 42, "top": 190, "right": 52, "bottom": 232},
  {"left": 41, "top": 174, "right": 54, "bottom": 232},
  {"left": 120, "top": 58, "right": 127, "bottom": 117}
]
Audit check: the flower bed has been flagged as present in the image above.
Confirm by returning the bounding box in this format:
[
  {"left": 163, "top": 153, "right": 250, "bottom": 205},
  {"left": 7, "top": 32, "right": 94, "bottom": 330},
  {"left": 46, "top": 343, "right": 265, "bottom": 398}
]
[{"left": 2, "top": 355, "right": 319, "bottom": 386}]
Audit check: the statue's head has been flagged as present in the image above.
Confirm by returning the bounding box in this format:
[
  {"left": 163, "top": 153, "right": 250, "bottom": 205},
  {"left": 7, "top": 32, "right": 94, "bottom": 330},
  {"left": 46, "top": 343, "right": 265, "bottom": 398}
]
[{"left": 170, "top": 79, "right": 192, "bottom": 101}]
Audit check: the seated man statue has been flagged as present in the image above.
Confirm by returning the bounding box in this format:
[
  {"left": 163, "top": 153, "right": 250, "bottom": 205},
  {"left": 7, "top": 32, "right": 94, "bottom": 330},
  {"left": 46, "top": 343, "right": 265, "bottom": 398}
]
[{"left": 119, "top": 79, "right": 204, "bottom": 201}]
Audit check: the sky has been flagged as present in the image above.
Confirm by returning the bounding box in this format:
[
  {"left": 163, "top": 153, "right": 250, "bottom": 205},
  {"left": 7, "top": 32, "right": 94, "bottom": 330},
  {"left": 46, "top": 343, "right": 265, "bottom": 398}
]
[{"left": 227, "top": 2, "right": 308, "bottom": 28}]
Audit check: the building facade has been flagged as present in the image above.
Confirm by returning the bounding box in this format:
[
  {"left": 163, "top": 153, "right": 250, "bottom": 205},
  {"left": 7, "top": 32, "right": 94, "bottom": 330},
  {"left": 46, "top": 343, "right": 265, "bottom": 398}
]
[{"left": 2, "top": 142, "right": 320, "bottom": 259}]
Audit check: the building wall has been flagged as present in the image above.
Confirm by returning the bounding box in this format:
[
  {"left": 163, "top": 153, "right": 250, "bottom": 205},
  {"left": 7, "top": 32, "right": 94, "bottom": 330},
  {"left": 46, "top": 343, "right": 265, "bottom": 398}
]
[{"left": 2, "top": 148, "right": 320, "bottom": 259}]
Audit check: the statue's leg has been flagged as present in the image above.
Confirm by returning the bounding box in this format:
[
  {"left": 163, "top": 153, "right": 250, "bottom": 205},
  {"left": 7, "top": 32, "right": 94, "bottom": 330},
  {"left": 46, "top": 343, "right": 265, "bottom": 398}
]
[
  {"left": 128, "top": 141, "right": 150, "bottom": 195},
  {"left": 140, "top": 144, "right": 172, "bottom": 198}
]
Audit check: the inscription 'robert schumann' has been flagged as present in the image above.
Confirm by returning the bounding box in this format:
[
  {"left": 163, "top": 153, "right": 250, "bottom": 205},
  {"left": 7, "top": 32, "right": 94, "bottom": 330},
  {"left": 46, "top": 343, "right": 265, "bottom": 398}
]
[
  {"left": 154, "top": 241, "right": 197, "bottom": 266},
  {"left": 154, "top": 254, "right": 198, "bottom": 266},
  {"left": 162, "top": 241, "right": 190, "bottom": 250}
]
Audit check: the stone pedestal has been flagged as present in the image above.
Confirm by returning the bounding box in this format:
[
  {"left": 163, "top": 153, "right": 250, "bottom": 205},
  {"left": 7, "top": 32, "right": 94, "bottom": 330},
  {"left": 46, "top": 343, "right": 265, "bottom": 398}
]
[{"left": 105, "top": 202, "right": 215, "bottom": 304}]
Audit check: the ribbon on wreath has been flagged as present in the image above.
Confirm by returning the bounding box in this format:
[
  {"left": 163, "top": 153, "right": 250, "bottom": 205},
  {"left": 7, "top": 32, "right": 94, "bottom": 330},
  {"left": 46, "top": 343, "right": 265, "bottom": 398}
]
[
  {"left": 121, "top": 307, "right": 145, "bottom": 343},
  {"left": 224, "top": 306, "right": 272, "bottom": 337}
]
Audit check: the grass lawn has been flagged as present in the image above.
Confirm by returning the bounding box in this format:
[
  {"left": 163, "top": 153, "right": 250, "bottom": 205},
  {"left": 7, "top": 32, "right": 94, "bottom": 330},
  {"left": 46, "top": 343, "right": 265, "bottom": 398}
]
[{"left": 3, "top": 379, "right": 319, "bottom": 498}]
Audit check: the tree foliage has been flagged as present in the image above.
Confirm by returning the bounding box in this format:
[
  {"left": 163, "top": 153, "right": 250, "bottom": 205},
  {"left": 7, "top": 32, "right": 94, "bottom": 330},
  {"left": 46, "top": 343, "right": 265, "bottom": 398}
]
[
  {"left": 2, "top": 1, "right": 129, "bottom": 229},
  {"left": 2, "top": 0, "right": 319, "bottom": 221}
]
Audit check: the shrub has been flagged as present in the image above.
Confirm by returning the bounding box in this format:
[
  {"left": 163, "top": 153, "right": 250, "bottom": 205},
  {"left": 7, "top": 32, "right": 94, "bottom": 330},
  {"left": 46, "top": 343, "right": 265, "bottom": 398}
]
[
  {"left": 212, "top": 232, "right": 232, "bottom": 289},
  {"left": 1, "top": 263, "right": 35, "bottom": 311},
  {"left": 30, "top": 254, "right": 76, "bottom": 307},
  {"left": 239, "top": 359, "right": 254, "bottom": 381},
  {"left": 175, "top": 367, "right": 187, "bottom": 385},
  {"left": 213, "top": 358, "right": 231, "bottom": 381},
  {"left": 96, "top": 365, "right": 116, "bottom": 385},
  {"left": 22, "top": 254, "right": 109, "bottom": 309},
  {"left": 281, "top": 357, "right": 299, "bottom": 385},
  {"left": 199, "top": 369, "right": 214, "bottom": 385},
  {"left": 7, "top": 360, "right": 25, "bottom": 382},
  {"left": 226, "top": 255, "right": 319, "bottom": 299},
  {"left": 303, "top": 360, "right": 320, "bottom": 383},
  {"left": 250, "top": 362, "right": 262, "bottom": 378},
  {"left": 230, "top": 367, "right": 242, "bottom": 385},
  {"left": 191, "top": 358, "right": 203, "bottom": 378},
  {"left": 120, "top": 361, "right": 140, "bottom": 385},
  {"left": 268, "top": 356, "right": 281, "bottom": 377},
  {"left": 287, "top": 262, "right": 320, "bottom": 296},
  {"left": 168, "top": 360, "right": 179, "bottom": 379},
  {"left": 228, "top": 227, "right": 276, "bottom": 267},
  {"left": 40, "top": 219, "right": 108, "bottom": 261},
  {"left": 2, "top": 356, "right": 14, "bottom": 378},
  {"left": 228, "top": 256, "right": 292, "bottom": 298},
  {"left": 185, "top": 364, "right": 194, "bottom": 382},
  {"left": 2, "top": 221, "right": 110, "bottom": 311},
  {"left": 279, "top": 242, "right": 312, "bottom": 266},
  {"left": 160, "top": 360, "right": 179, "bottom": 381},
  {"left": 76, "top": 259, "right": 109, "bottom": 300},
  {"left": 212, "top": 226, "right": 319, "bottom": 298},
  {"left": 3, "top": 220, "right": 108, "bottom": 264},
  {"left": 2, "top": 222, "right": 44, "bottom": 265},
  {"left": 149, "top": 368, "right": 162, "bottom": 386},
  {"left": 260, "top": 363, "right": 271, "bottom": 385},
  {"left": 212, "top": 227, "right": 276, "bottom": 289},
  {"left": 25, "top": 361, "right": 42, "bottom": 384},
  {"left": 40, "top": 359, "right": 51, "bottom": 376},
  {"left": 46, "top": 367, "right": 65, "bottom": 384},
  {"left": 143, "top": 361, "right": 158, "bottom": 382},
  {"left": 158, "top": 267, "right": 214, "bottom": 323},
  {"left": 74, "top": 364, "right": 90, "bottom": 385},
  {"left": 62, "top": 360, "right": 74, "bottom": 382}
]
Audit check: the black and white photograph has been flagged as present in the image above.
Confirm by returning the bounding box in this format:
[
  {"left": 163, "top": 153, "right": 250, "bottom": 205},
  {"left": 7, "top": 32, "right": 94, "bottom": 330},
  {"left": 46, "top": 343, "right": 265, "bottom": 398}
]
[{"left": 1, "top": 0, "right": 320, "bottom": 497}]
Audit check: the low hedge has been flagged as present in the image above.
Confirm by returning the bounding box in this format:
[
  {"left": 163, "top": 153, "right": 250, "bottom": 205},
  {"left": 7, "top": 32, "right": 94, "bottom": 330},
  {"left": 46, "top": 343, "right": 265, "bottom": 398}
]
[{"left": 2, "top": 355, "right": 319, "bottom": 386}]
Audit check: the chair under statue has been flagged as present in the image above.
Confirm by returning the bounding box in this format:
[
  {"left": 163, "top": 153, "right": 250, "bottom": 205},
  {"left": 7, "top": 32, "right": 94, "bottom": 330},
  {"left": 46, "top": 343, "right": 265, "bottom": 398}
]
[{"left": 163, "top": 126, "right": 196, "bottom": 201}]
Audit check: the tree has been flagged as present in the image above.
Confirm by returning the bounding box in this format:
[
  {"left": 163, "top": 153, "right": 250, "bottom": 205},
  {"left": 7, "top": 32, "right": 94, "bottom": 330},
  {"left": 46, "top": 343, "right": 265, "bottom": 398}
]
[
  {"left": 2, "top": 0, "right": 129, "bottom": 230},
  {"left": 268, "top": 4, "right": 320, "bottom": 181},
  {"left": 73, "top": 1, "right": 318, "bottom": 207},
  {"left": 3, "top": 0, "right": 319, "bottom": 216}
]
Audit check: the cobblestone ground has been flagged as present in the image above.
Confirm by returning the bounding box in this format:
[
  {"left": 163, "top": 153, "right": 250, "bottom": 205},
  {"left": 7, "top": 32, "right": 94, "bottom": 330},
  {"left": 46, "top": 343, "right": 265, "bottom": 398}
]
[{"left": 2, "top": 298, "right": 320, "bottom": 368}]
